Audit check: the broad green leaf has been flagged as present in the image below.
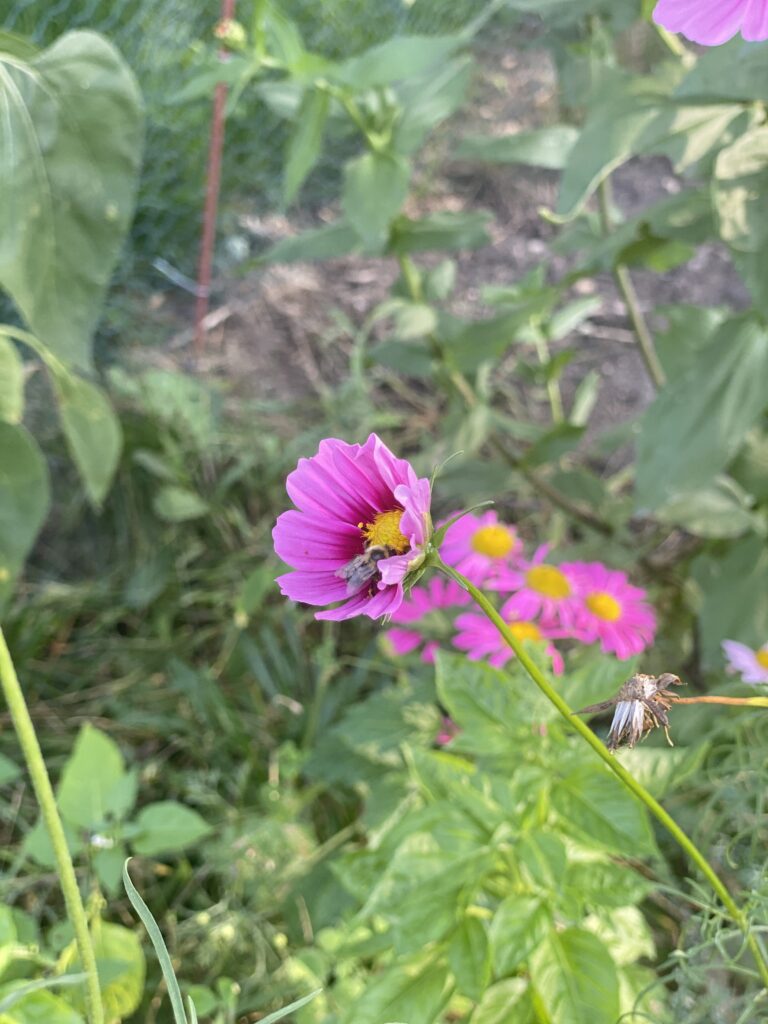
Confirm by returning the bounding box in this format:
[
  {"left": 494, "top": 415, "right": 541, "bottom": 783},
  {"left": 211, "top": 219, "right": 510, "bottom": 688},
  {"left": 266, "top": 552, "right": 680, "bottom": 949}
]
[
  {"left": 0, "top": 987, "right": 84, "bottom": 1023},
  {"left": 0, "top": 422, "right": 50, "bottom": 609},
  {"left": 458, "top": 125, "right": 578, "bottom": 169},
  {"left": 654, "top": 477, "right": 762, "bottom": 539},
  {"left": 132, "top": 801, "right": 212, "bottom": 856},
  {"left": 23, "top": 817, "right": 84, "bottom": 868},
  {"left": 389, "top": 211, "right": 492, "bottom": 255},
  {"left": 516, "top": 832, "right": 567, "bottom": 892},
  {"left": 654, "top": 304, "right": 727, "bottom": 380},
  {"left": 342, "top": 152, "right": 410, "bottom": 247},
  {"left": 448, "top": 917, "right": 490, "bottom": 1002},
  {"left": 675, "top": 38, "right": 768, "bottom": 102},
  {"left": 168, "top": 55, "right": 254, "bottom": 105},
  {"left": 335, "top": 34, "right": 465, "bottom": 90},
  {"left": 58, "top": 724, "right": 128, "bottom": 830},
  {"left": 283, "top": 88, "right": 329, "bottom": 205},
  {"left": 552, "top": 764, "right": 656, "bottom": 856},
  {"left": 0, "top": 337, "right": 23, "bottom": 423},
  {"left": 731, "top": 428, "right": 768, "bottom": 501},
  {"left": 393, "top": 56, "right": 473, "bottom": 155},
  {"left": 636, "top": 316, "right": 768, "bottom": 509},
  {"left": 469, "top": 978, "right": 531, "bottom": 1024},
  {"left": 714, "top": 125, "right": 768, "bottom": 252},
  {"left": 93, "top": 843, "right": 128, "bottom": 894},
  {"left": 61, "top": 921, "right": 145, "bottom": 1023},
  {"left": 490, "top": 896, "right": 549, "bottom": 975},
  {"left": 52, "top": 370, "right": 122, "bottom": 506},
  {"left": 340, "top": 960, "right": 449, "bottom": 1024},
  {"left": 0, "top": 31, "right": 143, "bottom": 370},
  {"left": 261, "top": 220, "right": 362, "bottom": 264},
  {"left": 372, "top": 340, "right": 433, "bottom": 378},
  {"left": 563, "top": 859, "right": 653, "bottom": 910},
  {"left": 424, "top": 260, "right": 456, "bottom": 302},
  {"left": 692, "top": 534, "right": 768, "bottom": 668},
  {"left": 585, "top": 906, "right": 655, "bottom": 966},
  {"left": 152, "top": 486, "right": 209, "bottom": 523},
  {"left": 530, "top": 927, "right": 620, "bottom": 1024}
]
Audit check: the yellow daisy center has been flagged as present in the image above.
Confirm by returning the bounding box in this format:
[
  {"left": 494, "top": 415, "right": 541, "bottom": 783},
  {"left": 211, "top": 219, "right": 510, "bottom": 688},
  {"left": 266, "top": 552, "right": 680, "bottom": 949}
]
[
  {"left": 471, "top": 524, "right": 515, "bottom": 558},
  {"left": 360, "top": 509, "right": 409, "bottom": 553},
  {"left": 526, "top": 565, "right": 571, "bottom": 599},
  {"left": 756, "top": 648, "right": 768, "bottom": 670},
  {"left": 508, "top": 621, "right": 542, "bottom": 642},
  {"left": 586, "top": 591, "right": 622, "bottom": 622}
]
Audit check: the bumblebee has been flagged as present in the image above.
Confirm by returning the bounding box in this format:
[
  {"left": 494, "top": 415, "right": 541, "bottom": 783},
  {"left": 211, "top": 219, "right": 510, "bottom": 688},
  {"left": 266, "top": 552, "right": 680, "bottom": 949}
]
[{"left": 335, "top": 544, "right": 394, "bottom": 596}]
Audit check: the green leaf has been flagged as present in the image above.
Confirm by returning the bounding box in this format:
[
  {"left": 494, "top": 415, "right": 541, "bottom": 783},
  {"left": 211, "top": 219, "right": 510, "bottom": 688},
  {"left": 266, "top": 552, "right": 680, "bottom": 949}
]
[
  {"left": 58, "top": 724, "right": 129, "bottom": 830},
  {"left": 23, "top": 816, "right": 84, "bottom": 868},
  {"left": 132, "top": 801, "right": 212, "bottom": 856},
  {"left": 123, "top": 860, "right": 188, "bottom": 1024},
  {"left": 0, "top": 31, "right": 143, "bottom": 370},
  {"left": 261, "top": 220, "right": 362, "bottom": 264},
  {"left": 516, "top": 831, "right": 567, "bottom": 892},
  {"left": 62, "top": 921, "right": 145, "bottom": 1023},
  {"left": 469, "top": 978, "right": 531, "bottom": 1024},
  {"left": 256, "top": 989, "right": 322, "bottom": 1024},
  {"left": 530, "top": 927, "right": 620, "bottom": 1024},
  {"left": 0, "top": 752, "right": 20, "bottom": 787},
  {"left": 389, "top": 211, "right": 492, "bottom": 254},
  {"left": 552, "top": 764, "right": 656, "bottom": 856},
  {"left": 342, "top": 151, "right": 410, "bottom": 247},
  {"left": 564, "top": 859, "right": 653, "bottom": 911},
  {"left": 654, "top": 477, "right": 761, "bottom": 539},
  {"left": 51, "top": 370, "right": 122, "bottom": 506},
  {"left": 675, "top": 38, "right": 768, "bottom": 103},
  {"left": 393, "top": 56, "right": 473, "bottom": 155},
  {"left": 0, "top": 987, "right": 84, "bottom": 1023},
  {"left": 458, "top": 125, "right": 578, "bottom": 169},
  {"left": 654, "top": 304, "right": 727, "bottom": 380},
  {"left": 283, "top": 88, "right": 329, "bottom": 205},
  {"left": 448, "top": 917, "right": 490, "bottom": 1002},
  {"left": 0, "top": 422, "right": 50, "bottom": 610},
  {"left": 335, "top": 34, "right": 466, "bottom": 90},
  {"left": 340, "top": 959, "right": 449, "bottom": 1024},
  {"left": 93, "top": 843, "right": 128, "bottom": 894},
  {"left": 490, "top": 896, "right": 550, "bottom": 975},
  {"left": 714, "top": 125, "right": 768, "bottom": 253},
  {"left": 372, "top": 340, "right": 433, "bottom": 378},
  {"left": 635, "top": 315, "right": 768, "bottom": 510},
  {"left": 0, "top": 336, "right": 23, "bottom": 423},
  {"left": 152, "top": 486, "right": 209, "bottom": 523},
  {"left": 424, "top": 260, "right": 456, "bottom": 302}
]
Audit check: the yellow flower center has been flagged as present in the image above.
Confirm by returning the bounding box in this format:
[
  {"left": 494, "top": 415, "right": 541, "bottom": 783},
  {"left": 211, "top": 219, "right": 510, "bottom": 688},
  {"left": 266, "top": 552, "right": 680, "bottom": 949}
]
[
  {"left": 360, "top": 509, "right": 409, "bottom": 553},
  {"left": 586, "top": 592, "right": 622, "bottom": 622},
  {"left": 471, "top": 524, "right": 515, "bottom": 558},
  {"left": 508, "top": 621, "right": 542, "bottom": 642},
  {"left": 526, "top": 565, "right": 571, "bottom": 599},
  {"left": 756, "top": 648, "right": 768, "bottom": 670}
]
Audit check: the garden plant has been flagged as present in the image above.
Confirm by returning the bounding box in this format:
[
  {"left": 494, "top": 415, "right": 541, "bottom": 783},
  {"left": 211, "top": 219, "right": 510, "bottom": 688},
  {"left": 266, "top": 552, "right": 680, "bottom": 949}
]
[{"left": 1, "top": 1, "right": 768, "bottom": 1023}]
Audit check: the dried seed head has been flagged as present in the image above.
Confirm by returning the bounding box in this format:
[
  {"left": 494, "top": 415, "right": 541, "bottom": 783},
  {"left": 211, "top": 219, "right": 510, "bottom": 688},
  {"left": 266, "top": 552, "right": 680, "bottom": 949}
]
[{"left": 576, "top": 672, "right": 685, "bottom": 751}]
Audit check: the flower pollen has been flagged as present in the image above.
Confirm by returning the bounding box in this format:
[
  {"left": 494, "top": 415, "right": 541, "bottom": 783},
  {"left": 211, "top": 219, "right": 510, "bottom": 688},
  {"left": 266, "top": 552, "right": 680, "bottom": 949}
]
[
  {"left": 757, "top": 648, "right": 768, "bottom": 670},
  {"left": 508, "top": 621, "right": 542, "bottom": 642},
  {"left": 360, "top": 509, "right": 409, "bottom": 553},
  {"left": 471, "top": 524, "right": 515, "bottom": 558},
  {"left": 526, "top": 564, "right": 571, "bottom": 599},
  {"left": 586, "top": 591, "right": 622, "bottom": 622}
]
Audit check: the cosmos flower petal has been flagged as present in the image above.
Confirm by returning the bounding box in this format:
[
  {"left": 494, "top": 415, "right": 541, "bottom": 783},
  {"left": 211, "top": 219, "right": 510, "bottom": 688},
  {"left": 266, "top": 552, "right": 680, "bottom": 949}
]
[
  {"left": 653, "top": 0, "right": 765, "bottom": 45},
  {"left": 386, "top": 628, "right": 423, "bottom": 655}
]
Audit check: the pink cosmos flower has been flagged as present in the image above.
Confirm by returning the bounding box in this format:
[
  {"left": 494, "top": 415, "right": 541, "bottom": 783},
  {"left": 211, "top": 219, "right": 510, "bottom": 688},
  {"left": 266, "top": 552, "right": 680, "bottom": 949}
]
[
  {"left": 385, "top": 576, "right": 470, "bottom": 662},
  {"left": 568, "top": 562, "right": 656, "bottom": 661},
  {"left": 499, "top": 544, "right": 583, "bottom": 630},
  {"left": 722, "top": 639, "right": 768, "bottom": 684},
  {"left": 653, "top": 0, "right": 768, "bottom": 46},
  {"left": 439, "top": 509, "right": 521, "bottom": 586},
  {"left": 273, "top": 434, "right": 432, "bottom": 620},
  {"left": 452, "top": 598, "right": 566, "bottom": 674}
]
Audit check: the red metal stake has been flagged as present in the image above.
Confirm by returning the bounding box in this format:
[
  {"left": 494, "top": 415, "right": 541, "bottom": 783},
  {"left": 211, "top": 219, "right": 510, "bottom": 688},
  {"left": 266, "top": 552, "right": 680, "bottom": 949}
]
[{"left": 194, "top": 0, "right": 236, "bottom": 357}]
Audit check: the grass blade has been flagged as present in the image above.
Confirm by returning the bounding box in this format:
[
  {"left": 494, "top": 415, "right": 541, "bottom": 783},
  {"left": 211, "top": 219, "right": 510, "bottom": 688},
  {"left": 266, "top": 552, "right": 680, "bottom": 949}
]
[
  {"left": 0, "top": 973, "right": 88, "bottom": 1012},
  {"left": 257, "top": 989, "right": 322, "bottom": 1024},
  {"left": 122, "top": 858, "right": 188, "bottom": 1024}
]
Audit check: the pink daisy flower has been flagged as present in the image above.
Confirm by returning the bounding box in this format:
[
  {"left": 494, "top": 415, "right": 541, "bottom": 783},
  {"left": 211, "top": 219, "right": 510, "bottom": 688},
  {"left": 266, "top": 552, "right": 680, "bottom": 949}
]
[
  {"left": 452, "top": 598, "right": 566, "bottom": 674},
  {"left": 385, "top": 576, "right": 470, "bottom": 662},
  {"left": 439, "top": 509, "right": 521, "bottom": 585},
  {"left": 653, "top": 0, "right": 768, "bottom": 46},
  {"left": 568, "top": 562, "right": 657, "bottom": 661},
  {"left": 499, "top": 544, "right": 583, "bottom": 630},
  {"left": 273, "top": 434, "right": 432, "bottom": 621},
  {"left": 722, "top": 639, "right": 768, "bottom": 684}
]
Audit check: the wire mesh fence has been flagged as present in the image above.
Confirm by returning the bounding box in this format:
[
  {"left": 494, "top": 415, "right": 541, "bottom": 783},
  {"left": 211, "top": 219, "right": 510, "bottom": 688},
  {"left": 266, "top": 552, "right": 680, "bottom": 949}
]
[{"left": 5, "top": 0, "right": 485, "bottom": 292}]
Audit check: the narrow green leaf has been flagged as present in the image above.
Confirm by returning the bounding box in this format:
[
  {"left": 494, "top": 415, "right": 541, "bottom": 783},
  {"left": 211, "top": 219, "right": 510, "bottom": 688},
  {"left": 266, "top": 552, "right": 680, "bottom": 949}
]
[
  {"left": 530, "top": 927, "right": 620, "bottom": 1024},
  {"left": 122, "top": 859, "right": 188, "bottom": 1024},
  {"left": 260, "top": 220, "right": 361, "bottom": 264},
  {"left": 458, "top": 124, "right": 578, "bottom": 169},
  {"left": 284, "top": 88, "right": 329, "bottom": 204},
  {"left": 0, "top": 973, "right": 87, "bottom": 1013},
  {"left": 342, "top": 151, "right": 410, "bottom": 247},
  {"left": 0, "top": 336, "right": 24, "bottom": 423},
  {"left": 335, "top": 34, "right": 465, "bottom": 90},
  {"left": 52, "top": 369, "right": 122, "bottom": 506},
  {"left": 448, "top": 917, "right": 491, "bottom": 1001},
  {"left": 0, "top": 422, "right": 50, "bottom": 610},
  {"left": 152, "top": 487, "right": 209, "bottom": 523},
  {"left": 257, "top": 989, "right": 322, "bottom": 1024}
]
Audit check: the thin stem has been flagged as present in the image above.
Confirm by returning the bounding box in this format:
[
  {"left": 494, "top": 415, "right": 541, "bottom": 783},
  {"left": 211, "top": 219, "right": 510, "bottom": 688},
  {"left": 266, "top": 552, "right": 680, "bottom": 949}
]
[
  {"left": 674, "top": 696, "right": 768, "bottom": 708},
  {"left": 0, "top": 629, "right": 104, "bottom": 1024},
  {"left": 532, "top": 326, "right": 564, "bottom": 423},
  {"left": 435, "top": 560, "right": 768, "bottom": 988},
  {"left": 597, "top": 178, "right": 667, "bottom": 390}
]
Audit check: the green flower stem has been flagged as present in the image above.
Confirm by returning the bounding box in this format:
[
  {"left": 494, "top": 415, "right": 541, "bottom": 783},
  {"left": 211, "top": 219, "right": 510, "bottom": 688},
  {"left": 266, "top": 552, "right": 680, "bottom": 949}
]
[
  {"left": 435, "top": 560, "right": 768, "bottom": 988},
  {"left": 0, "top": 629, "right": 104, "bottom": 1024}
]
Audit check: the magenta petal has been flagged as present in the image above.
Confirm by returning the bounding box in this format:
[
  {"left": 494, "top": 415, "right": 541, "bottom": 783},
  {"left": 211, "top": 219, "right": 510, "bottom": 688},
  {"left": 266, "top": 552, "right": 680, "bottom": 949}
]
[
  {"left": 387, "top": 628, "right": 423, "bottom": 655},
  {"left": 276, "top": 570, "right": 350, "bottom": 604},
  {"left": 653, "top": 0, "right": 749, "bottom": 45}
]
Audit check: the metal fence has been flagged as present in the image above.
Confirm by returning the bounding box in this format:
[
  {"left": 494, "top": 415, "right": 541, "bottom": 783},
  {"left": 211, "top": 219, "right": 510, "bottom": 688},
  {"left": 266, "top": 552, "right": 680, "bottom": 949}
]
[{"left": 5, "top": 0, "right": 484, "bottom": 289}]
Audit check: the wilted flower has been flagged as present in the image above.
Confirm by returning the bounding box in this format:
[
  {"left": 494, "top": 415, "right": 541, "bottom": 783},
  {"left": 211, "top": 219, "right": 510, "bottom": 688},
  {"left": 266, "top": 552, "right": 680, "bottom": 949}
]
[
  {"left": 435, "top": 715, "right": 459, "bottom": 746},
  {"left": 273, "top": 435, "right": 432, "bottom": 620},
  {"left": 653, "top": 0, "right": 768, "bottom": 45},
  {"left": 453, "top": 598, "right": 566, "bottom": 674},
  {"left": 576, "top": 673, "right": 684, "bottom": 750},
  {"left": 499, "top": 545, "right": 582, "bottom": 630},
  {"left": 385, "top": 576, "right": 470, "bottom": 662},
  {"left": 438, "top": 509, "right": 521, "bottom": 585},
  {"left": 722, "top": 639, "right": 768, "bottom": 685},
  {"left": 569, "top": 562, "right": 656, "bottom": 660}
]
